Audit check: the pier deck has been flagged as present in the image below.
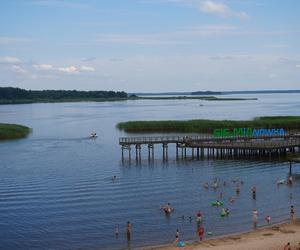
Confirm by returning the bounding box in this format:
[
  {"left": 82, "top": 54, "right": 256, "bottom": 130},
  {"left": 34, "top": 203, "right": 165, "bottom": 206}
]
[{"left": 119, "top": 134, "right": 300, "bottom": 161}]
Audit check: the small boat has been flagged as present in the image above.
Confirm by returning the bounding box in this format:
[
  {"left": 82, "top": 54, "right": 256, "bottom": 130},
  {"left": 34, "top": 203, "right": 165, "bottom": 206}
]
[{"left": 90, "top": 133, "right": 98, "bottom": 138}]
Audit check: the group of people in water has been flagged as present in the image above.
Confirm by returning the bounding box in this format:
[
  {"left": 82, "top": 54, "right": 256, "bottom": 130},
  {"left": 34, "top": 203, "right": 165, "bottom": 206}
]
[{"left": 114, "top": 175, "right": 296, "bottom": 245}]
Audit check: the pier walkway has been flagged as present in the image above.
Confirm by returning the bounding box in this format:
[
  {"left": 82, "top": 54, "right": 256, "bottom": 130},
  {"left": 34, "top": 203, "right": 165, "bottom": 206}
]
[{"left": 119, "top": 134, "right": 300, "bottom": 161}]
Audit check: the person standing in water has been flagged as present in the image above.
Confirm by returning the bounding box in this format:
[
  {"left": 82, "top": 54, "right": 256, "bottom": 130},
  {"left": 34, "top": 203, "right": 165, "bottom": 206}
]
[
  {"left": 252, "top": 209, "right": 258, "bottom": 229},
  {"left": 290, "top": 206, "right": 295, "bottom": 221},
  {"left": 265, "top": 215, "right": 271, "bottom": 224},
  {"left": 126, "top": 221, "right": 132, "bottom": 241},
  {"left": 198, "top": 225, "right": 204, "bottom": 241},
  {"left": 251, "top": 186, "right": 256, "bottom": 200},
  {"left": 115, "top": 225, "right": 119, "bottom": 238},
  {"left": 174, "top": 229, "right": 180, "bottom": 243}
]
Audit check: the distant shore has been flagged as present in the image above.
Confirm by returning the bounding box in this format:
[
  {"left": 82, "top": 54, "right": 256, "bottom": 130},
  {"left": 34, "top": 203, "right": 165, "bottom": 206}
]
[
  {"left": 143, "top": 219, "right": 300, "bottom": 250},
  {"left": 0, "top": 123, "right": 31, "bottom": 140},
  {"left": 0, "top": 87, "right": 258, "bottom": 105},
  {"left": 117, "top": 116, "right": 300, "bottom": 134}
]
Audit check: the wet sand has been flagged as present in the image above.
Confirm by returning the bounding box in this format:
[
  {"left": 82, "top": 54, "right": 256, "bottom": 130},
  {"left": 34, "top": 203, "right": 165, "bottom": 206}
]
[{"left": 142, "top": 219, "right": 300, "bottom": 250}]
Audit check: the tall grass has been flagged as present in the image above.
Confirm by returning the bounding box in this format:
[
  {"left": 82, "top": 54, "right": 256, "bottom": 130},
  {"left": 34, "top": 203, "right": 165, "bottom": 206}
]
[
  {"left": 117, "top": 116, "right": 300, "bottom": 133},
  {"left": 0, "top": 123, "right": 31, "bottom": 140}
]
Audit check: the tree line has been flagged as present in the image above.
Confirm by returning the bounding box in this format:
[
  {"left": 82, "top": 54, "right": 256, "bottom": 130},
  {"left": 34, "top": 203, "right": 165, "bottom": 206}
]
[{"left": 0, "top": 87, "right": 128, "bottom": 100}]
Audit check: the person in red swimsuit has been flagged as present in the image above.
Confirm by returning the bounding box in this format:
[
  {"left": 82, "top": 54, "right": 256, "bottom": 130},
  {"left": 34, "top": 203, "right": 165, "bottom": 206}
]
[{"left": 198, "top": 225, "right": 204, "bottom": 241}]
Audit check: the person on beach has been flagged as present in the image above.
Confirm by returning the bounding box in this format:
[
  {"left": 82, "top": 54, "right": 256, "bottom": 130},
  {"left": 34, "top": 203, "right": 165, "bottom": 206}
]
[
  {"left": 198, "top": 225, "right": 204, "bottom": 241},
  {"left": 290, "top": 205, "right": 295, "bottom": 221},
  {"left": 284, "top": 242, "right": 291, "bottom": 250},
  {"left": 126, "top": 221, "right": 131, "bottom": 241},
  {"left": 252, "top": 209, "right": 258, "bottom": 228},
  {"left": 251, "top": 186, "right": 256, "bottom": 200},
  {"left": 174, "top": 229, "right": 180, "bottom": 243},
  {"left": 203, "top": 182, "right": 209, "bottom": 189},
  {"left": 236, "top": 185, "right": 240, "bottom": 195},
  {"left": 265, "top": 215, "right": 271, "bottom": 224}
]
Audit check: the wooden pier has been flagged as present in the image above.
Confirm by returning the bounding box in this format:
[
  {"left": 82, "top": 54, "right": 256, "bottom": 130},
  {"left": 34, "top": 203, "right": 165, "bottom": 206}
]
[{"left": 119, "top": 134, "right": 300, "bottom": 161}]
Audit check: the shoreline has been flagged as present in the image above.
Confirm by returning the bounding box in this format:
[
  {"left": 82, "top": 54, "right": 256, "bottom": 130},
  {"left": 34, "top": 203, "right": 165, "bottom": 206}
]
[{"left": 141, "top": 219, "right": 300, "bottom": 250}]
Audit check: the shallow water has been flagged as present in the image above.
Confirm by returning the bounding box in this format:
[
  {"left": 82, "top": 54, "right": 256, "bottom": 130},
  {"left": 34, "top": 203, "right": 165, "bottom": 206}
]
[{"left": 0, "top": 93, "right": 300, "bottom": 250}]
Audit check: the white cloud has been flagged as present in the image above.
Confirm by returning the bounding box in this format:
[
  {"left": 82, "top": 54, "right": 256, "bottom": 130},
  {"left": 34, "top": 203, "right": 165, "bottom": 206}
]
[
  {"left": 95, "top": 25, "right": 238, "bottom": 45},
  {"left": 0, "top": 36, "right": 34, "bottom": 44},
  {"left": 58, "top": 66, "right": 78, "bottom": 74},
  {"left": 0, "top": 56, "right": 22, "bottom": 64},
  {"left": 264, "top": 44, "right": 290, "bottom": 49},
  {"left": 33, "top": 64, "right": 53, "bottom": 70},
  {"left": 268, "top": 73, "right": 278, "bottom": 79},
  {"left": 199, "top": 0, "right": 248, "bottom": 19},
  {"left": 11, "top": 65, "right": 27, "bottom": 74},
  {"left": 80, "top": 65, "right": 95, "bottom": 72}
]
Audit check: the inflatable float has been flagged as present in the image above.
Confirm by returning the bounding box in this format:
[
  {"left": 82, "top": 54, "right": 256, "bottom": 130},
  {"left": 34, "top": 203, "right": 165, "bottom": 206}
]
[{"left": 211, "top": 201, "right": 223, "bottom": 206}]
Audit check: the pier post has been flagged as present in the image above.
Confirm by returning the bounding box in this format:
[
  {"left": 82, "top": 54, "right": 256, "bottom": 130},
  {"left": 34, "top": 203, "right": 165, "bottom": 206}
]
[
  {"left": 135, "top": 144, "right": 141, "bottom": 161},
  {"left": 197, "top": 148, "right": 200, "bottom": 159},
  {"left": 289, "top": 161, "right": 292, "bottom": 175},
  {"left": 148, "top": 144, "right": 154, "bottom": 161},
  {"left": 128, "top": 146, "right": 131, "bottom": 160},
  {"left": 163, "top": 143, "right": 168, "bottom": 161}
]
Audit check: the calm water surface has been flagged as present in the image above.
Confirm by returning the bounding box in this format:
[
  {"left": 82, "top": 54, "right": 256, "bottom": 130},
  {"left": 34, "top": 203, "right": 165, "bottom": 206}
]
[{"left": 0, "top": 94, "right": 300, "bottom": 250}]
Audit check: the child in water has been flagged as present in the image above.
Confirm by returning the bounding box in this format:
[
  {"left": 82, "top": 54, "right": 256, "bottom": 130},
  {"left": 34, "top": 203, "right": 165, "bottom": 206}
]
[{"left": 265, "top": 215, "right": 271, "bottom": 224}]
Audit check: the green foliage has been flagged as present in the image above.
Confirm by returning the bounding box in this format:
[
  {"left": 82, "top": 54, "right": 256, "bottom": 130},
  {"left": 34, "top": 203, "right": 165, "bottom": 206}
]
[
  {"left": 117, "top": 116, "right": 300, "bottom": 133},
  {"left": 0, "top": 123, "right": 31, "bottom": 140}
]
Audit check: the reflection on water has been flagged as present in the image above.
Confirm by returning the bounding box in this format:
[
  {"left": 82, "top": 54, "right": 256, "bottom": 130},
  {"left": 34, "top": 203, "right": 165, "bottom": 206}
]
[{"left": 0, "top": 94, "right": 300, "bottom": 250}]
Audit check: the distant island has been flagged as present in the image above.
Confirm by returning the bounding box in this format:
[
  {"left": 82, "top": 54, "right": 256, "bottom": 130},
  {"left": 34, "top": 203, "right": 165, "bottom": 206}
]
[
  {"left": 132, "top": 89, "right": 300, "bottom": 96},
  {"left": 0, "top": 123, "right": 31, "bottom": 140}
]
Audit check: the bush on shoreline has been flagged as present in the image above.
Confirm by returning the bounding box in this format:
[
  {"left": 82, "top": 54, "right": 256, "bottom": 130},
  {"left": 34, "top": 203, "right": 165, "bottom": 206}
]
[{"left": 0, "top": 123, "right": 31, "bottom": 140}]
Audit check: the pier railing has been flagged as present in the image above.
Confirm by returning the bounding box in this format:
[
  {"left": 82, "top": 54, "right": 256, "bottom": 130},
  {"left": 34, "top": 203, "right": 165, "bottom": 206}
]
[{"left": 119, "top": 133, "right": 300, "bottom": 145}]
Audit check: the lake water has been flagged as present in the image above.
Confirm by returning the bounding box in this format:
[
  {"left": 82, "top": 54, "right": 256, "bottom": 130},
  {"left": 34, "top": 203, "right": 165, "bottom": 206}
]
[{"left": 0, "top": 94, "right": 300, "bottom": 250}]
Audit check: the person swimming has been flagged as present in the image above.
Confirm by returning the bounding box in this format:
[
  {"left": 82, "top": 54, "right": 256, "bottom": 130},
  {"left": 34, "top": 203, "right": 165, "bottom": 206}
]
[
  {"left": 162, "top": 203, "right": 173, "bottom": 214},
  {"left": 203, "top": 182, "right": 209, "bottom": 189}
]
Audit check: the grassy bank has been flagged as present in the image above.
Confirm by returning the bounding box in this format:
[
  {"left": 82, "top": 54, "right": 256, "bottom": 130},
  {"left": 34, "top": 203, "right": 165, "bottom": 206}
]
[
  {"left": 0, "top": 123, "right": 31, "bottom": 140},
  {"left": 117, "top": 116, "right": 300, "bottom": 134}
]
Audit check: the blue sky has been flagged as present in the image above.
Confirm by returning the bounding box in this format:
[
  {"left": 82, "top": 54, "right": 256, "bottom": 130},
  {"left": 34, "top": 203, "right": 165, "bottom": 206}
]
[{"left": 0, "top": 0, "right": 300, "bottom": 91}]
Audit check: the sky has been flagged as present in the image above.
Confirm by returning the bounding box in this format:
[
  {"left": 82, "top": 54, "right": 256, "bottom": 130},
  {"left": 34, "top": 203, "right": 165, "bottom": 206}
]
[{"left": 0, "top": 0, "right": 300, "bottom": 92}]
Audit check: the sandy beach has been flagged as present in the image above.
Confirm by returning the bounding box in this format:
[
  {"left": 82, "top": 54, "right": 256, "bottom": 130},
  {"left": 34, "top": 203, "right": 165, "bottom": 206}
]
[{"left": 143, "top": 219, "right": 300, "bottom": 250}]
